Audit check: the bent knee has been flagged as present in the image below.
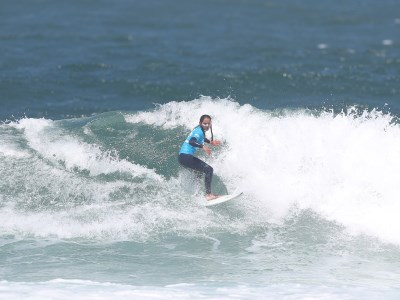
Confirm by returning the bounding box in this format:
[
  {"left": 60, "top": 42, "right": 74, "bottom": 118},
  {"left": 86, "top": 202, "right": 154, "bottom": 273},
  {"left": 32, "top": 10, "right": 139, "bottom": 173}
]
[{"left": 204, "top": 165, "right": 213, "bottom": 174}]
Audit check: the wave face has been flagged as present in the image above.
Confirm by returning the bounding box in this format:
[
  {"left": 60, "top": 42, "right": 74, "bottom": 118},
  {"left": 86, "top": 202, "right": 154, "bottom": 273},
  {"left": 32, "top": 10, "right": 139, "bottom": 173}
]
[{"left": 1, "top": 98, "right": 400, "bottom": 246}]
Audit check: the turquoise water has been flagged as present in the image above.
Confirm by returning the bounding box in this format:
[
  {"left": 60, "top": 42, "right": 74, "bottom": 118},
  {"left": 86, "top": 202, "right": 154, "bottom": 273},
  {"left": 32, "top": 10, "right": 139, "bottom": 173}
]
[{"left": 1, "top": 1, "right": 400, "bottom": 299}]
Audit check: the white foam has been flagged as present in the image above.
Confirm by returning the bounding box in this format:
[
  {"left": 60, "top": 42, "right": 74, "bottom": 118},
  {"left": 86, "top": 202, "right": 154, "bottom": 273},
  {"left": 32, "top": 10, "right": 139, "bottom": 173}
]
[
  {"left": 317, "top": 43, "right": 328, "bottom": 49},
  {"left": 382, "top": 39, "right": 393, "bottom": 46},
  {"left": 0, "top": 173, "right": 217, "bottom": 240},
  {"left": 0, "top": 125, "right": 31, "bottom": 158},
  {"left": 127, "top": 98, "right": 400, "bottom": 245},
  {"left": 0, "top": 144, "right": 29, "bottom": 158},
  {"left": 0, "top": 279, "right": 397, "bottom": 300}
]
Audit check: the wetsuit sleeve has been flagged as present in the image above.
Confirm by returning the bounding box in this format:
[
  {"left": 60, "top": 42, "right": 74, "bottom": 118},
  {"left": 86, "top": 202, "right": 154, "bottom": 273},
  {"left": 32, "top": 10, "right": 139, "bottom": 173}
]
[
  {"left": 204, "top": 138, "right": 211, "bottom": 144},
  {"left": 188, "top": 137, "right": 203, "bottom": 148}
]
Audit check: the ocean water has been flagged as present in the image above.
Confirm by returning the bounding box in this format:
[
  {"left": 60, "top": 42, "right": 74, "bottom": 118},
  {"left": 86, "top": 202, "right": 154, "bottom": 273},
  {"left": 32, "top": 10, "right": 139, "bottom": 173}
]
[{"left": 1, "top": 0, "right": 400, "bottom": 299}]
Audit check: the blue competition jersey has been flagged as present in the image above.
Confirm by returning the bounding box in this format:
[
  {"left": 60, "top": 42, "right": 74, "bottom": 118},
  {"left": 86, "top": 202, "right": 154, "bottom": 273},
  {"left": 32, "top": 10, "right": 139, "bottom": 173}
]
[{"left": 179, "top": 126, "right": 205, "bottom": 155}]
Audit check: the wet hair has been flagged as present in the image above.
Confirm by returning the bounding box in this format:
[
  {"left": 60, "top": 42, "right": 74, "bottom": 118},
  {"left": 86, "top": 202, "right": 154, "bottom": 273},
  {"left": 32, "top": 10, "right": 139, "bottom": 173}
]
[
  {"left": 199, "top": 115, "right": 211, "bottom": 123},
  {"left": 199, "top": 115, "right": 213, "bottom": 141}
]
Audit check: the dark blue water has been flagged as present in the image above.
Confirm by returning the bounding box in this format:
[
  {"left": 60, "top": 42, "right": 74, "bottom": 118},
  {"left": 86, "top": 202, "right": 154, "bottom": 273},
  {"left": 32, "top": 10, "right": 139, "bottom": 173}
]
[{"left": 1, "top": 0, "right": 399, "bottom": 120}]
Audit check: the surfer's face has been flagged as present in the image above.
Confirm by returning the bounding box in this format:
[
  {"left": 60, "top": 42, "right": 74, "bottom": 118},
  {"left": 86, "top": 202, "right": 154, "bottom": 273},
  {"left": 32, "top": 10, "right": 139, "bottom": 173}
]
[{"left": 200, "top": 118, "right": 211, "bottom": 131}]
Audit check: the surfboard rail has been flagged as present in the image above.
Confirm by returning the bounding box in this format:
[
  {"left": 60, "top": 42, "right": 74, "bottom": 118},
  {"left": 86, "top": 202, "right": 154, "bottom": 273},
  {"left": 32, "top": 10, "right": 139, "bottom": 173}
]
[{"left": 204, "top": 192, "right": 243, "bottom": 207}]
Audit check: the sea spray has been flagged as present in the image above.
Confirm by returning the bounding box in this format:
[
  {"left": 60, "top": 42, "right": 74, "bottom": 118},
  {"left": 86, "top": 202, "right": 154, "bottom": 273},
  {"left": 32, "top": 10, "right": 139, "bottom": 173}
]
[{"left": 127, "top": 97, "right": 400, "bottom": 245}]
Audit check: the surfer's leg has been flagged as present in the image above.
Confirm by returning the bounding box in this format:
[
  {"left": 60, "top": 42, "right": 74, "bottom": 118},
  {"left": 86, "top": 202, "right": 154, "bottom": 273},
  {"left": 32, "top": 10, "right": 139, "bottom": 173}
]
[
  {"left": 178, "top": 154, "right": 213, "bottom": 194},
  {"left": 190, "top": 157, "right": 213, "bottom": 194},
  {"left": 195, "top": 159, "right": 212, "bottom": 194},
  {"left": 178, "top": 154, "right": 196, "bottom": 170}
]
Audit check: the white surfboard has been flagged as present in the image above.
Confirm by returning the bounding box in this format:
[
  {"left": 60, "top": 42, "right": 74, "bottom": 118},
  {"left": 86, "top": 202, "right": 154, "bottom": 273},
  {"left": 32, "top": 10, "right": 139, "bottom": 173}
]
[{"left": 204, "top": 192, "right": 243, "bottom": 207}]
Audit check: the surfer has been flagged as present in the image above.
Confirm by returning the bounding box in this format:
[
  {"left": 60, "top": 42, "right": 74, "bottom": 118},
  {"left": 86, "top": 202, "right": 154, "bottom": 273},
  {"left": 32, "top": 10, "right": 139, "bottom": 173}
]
[{"left": 178, "top": 115, "right": 221, "bottom": 200}]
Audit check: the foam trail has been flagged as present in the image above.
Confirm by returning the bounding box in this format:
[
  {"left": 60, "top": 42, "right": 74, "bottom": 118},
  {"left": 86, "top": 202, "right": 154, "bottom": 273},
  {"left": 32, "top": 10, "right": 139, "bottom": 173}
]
[{"left": 127, "top": 97, "right": 400, "bottom": 245}]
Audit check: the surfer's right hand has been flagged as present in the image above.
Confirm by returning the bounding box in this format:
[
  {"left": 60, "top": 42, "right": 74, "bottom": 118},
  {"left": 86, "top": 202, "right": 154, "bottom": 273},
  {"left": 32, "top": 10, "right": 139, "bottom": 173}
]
[{"left": 203, "top": 145, "right": 211, "bottom": 155}]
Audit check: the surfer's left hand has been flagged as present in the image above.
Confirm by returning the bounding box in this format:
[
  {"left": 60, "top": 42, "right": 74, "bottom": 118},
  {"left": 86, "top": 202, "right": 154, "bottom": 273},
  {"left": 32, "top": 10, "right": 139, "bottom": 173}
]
[{"left": 211, "top": 140, "right": 221, "bottom": 146}]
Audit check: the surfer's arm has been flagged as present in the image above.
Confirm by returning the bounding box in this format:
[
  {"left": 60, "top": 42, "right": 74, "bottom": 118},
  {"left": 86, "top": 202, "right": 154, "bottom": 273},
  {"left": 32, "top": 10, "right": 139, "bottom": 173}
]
[
  {"left": 204, "top": 138, "right": 221, "bottom": 146},
  {"left": 189, "top": 137, "right": 212, "bottom": 155},
  {"left": 188, "top": 137, "right": 204, "bottom": 148},
  {"left": 188, "top": 137, "right": 217, "bottom": 155}
]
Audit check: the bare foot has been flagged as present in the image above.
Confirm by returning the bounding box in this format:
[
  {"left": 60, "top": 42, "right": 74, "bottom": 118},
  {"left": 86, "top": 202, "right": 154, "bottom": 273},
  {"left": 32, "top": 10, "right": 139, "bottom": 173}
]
[{"left": 206, "top": 194, "right": 219, "bottom": 201}]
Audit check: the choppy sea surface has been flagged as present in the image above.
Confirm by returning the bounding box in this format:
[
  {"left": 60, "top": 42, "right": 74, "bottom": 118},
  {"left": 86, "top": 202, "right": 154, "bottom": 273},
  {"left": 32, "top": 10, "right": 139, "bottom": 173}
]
[{"left": 1, "top": 0, "right": 400, "bottom": 299}]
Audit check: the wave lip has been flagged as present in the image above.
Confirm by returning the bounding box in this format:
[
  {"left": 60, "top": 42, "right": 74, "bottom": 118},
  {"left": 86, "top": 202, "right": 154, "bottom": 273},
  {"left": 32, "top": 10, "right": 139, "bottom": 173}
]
[{"left": 12, "top": 118, "right": 162, "bottom": 180}]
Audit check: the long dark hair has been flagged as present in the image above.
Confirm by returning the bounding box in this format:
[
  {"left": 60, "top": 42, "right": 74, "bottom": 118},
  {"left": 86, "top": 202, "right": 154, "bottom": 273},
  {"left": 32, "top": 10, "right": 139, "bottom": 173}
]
[{"left": 199, "top": 114, "right": 213, "bottom": 141}]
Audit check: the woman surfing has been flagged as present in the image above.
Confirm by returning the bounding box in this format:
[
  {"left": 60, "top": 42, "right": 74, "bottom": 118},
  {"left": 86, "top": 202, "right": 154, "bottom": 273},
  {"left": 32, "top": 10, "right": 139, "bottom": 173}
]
[{"left": 178, "top": 115, "right": 221, "bottom": 200}]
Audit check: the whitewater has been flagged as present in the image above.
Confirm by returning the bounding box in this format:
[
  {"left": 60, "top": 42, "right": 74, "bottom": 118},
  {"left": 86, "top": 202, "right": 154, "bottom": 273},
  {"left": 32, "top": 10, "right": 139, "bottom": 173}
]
[
  {"left": 128, "top": 97, "right": 400, "bottom": 244},
  {"left": 1, "top": 98, "right": 400, "bottom": 299}
]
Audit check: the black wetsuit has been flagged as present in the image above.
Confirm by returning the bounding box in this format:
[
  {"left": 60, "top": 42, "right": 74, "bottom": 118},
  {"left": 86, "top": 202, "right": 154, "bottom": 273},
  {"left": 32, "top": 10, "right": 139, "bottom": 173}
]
[{"left": 178, "top": 127, "right": 213, "bottom": 194}]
